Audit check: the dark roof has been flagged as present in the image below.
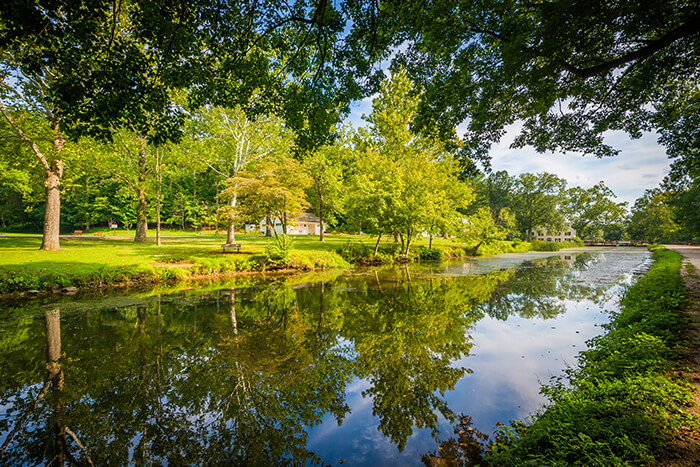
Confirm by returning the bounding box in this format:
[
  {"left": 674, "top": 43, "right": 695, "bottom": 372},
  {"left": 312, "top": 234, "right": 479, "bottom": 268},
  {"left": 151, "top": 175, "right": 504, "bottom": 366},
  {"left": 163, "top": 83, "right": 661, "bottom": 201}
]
[{"left": 297, "top": 212, "right": 320, "bottom": 223}]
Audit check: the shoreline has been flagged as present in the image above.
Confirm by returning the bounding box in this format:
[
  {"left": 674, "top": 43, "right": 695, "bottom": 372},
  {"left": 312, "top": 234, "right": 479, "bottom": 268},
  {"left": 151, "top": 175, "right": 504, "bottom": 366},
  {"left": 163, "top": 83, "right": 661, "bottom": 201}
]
[{"left": 0, "top": 244, "right": 593, "bottom": 301}]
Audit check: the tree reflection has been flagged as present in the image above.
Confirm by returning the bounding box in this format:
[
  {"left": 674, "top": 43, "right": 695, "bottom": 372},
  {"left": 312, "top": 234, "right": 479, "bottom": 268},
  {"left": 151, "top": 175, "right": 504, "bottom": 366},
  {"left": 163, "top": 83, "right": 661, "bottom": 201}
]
[
  {"left": 480, "top": 253, "right": 613, "bottom": 320},
  {"left": 421, "top": 415, "right": 491, "bottom": 467},
  {"left": 336, "top": 273, "right": 505, "bottom": 450},
  {"left": 0, "top": 250, "right": 639, "bottom": 464}
]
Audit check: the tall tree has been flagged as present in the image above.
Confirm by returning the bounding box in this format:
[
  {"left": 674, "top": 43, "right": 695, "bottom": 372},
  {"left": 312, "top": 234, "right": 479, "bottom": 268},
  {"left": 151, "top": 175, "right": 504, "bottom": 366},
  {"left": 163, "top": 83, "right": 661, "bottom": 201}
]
[
  {"left": 512, "top": 172, "right": 567, "bottom": 241},
  {"left": 232, "top": 155, "right": 311, "bottom": 244},
  {"left": 305, "top": 141, "right": 349, "bottom": 241},
  {"left": 563, "top": 182, "right": 627, "bottom": 240},
  {"left": 0, "top": 1, "right": 386, "bottom": 247},
  {"left": 628, "top": 188, "right": 678, "bottom": 243},
  {"left": 0, "top": 71, "right": 66, "bottom": 250},
  {"left": 193, "top": 106, "right": 292, "bottom": 244},
  {"left": 347, "top": 69, "right": 471, "bottom": 256}
]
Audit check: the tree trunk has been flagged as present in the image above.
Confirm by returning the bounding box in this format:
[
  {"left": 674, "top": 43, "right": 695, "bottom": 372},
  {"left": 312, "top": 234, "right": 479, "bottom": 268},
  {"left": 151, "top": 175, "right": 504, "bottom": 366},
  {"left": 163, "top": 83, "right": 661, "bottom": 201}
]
[
  {"left": 429, "top": 233, "right": 433, "bottom": 249},
  {"left": 229, "top": 292, "right": 238, "bottom": 336},
  {"left": 45, "top": 309, "right": 62, "bottom": 378},
  {"left": 0, "top": 102, "right": 63, "bottom": 251},
  {"left": 265, "top": 211, "right": 273, "bottom": 237},
  {"left": 469, "top": 241, "right": 483, "bottom": 256},
  {"left": 319, "top": 198, "right": 325, "bottom": 242},
  {"left": 404, "top": 234, "right": 412, "bottom": 257},
  {"left": 227, "top": 193, "right": 237, "bottom": 244},
  {"left": 41, "top": 160, "right": 63, "bottom": 251},
  {"left": 156, "top": 149, "right": 162, "bottom": 247},
  {"left": 134, "top": 143, "right": 148, "bottom": 242},
  {"left": 45, "top": 308, "right": 67, "bottom": 466},
  {"left": 192, "top": 170, "right": 197, "bottom": 232},
  {"left": 318, "top": 189, "right": 325, "bottom": 241},
  {"left": 373, "top": 232, "right": 382, "bottom": 257},
  {"left": 215, "top": 180, "right": 220, "bottom": 232},
  {"left": 84, "top": 177, "right": 90, "bottom": 232}
]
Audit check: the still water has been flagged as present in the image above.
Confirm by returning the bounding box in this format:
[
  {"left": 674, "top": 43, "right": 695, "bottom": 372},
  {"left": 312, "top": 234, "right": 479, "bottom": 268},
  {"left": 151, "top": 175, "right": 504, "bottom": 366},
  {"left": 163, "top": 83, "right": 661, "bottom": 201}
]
[{"left": 0, "top": 248, "right": 651, "bottom": 465}]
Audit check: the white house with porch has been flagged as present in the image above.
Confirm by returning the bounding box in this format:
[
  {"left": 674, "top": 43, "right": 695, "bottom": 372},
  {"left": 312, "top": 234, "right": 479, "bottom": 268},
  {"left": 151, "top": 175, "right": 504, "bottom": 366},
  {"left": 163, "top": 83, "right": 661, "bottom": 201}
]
[
  {"left": 533, "top": 223, "right": 577, "bottom": 242},
  {"left": 245, "top": 212, "right": 322, "bottom": 236}
]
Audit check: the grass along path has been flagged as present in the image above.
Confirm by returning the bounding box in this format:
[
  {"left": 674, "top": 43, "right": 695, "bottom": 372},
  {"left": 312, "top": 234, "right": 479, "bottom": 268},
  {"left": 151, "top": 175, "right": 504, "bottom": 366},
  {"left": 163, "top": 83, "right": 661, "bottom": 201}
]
[
  {"left": 487, "top": 247, "right": 697, "bottom": 465},
  {"left": 660, "top": 245, "right": 700, "bottom": 465}
]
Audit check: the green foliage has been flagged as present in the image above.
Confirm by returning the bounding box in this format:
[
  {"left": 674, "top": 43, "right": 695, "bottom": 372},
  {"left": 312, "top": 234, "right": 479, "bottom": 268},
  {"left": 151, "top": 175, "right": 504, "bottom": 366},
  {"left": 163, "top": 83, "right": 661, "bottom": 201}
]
[
  {"left": 512, "top": 172, "right": 567, "bottom": 240},
  {"left": 488, "top": 248, "right": 694, "bottom": 465},
  {"left": 563, "top": 182, "right": 628, "bottom": 240},
  {"left": 372, "top": 1, "right": 698, "bottom": 171},
  {"left": 491, "top": 375, "right": 692, "bottom": 466},
  {"left": 346, "top": 69, "right": 474, "bottom": 256},
  {"left": 531, "top": 240, "right": 563, "bottom": 251},
  {"left": 628, "top": 188, "right": 680, "bottom": 243},
  {"left": 337, "top": 241, "right": 376, "bottom": 264},
  {"left": 418, "top": 247, "right": 441, "bottom": 261},
  {"left": 265, "top": 234, "right": 295, "bottom": 264}
]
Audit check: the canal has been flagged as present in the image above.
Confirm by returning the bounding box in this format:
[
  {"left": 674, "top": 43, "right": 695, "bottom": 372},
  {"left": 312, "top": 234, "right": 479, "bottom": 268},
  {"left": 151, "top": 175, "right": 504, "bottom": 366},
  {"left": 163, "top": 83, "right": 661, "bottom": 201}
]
[{"left": 0, "top": 248, "right": 651, "bottom": 465}]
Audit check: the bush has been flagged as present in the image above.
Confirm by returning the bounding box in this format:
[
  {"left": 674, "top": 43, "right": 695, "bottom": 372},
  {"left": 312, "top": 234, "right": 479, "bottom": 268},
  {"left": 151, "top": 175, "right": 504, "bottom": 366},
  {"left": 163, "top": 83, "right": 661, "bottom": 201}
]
[
  {"left": 418, "top": 247, "right": 442, "bottom": 260},
  {"left": 157, "top": 266, "right": 189, "bottom": 281},
  {"left": 531, "top": 240, "right": 563, "bottom": 251},
  {"left": 491, "top": 375, "right": 692, "bottom": 466}
]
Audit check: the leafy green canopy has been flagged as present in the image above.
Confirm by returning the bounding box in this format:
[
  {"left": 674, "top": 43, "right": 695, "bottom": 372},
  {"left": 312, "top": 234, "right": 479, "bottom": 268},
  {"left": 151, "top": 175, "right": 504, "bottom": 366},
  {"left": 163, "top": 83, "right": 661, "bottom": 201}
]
[
  {"left": 0, "top": 0, "right": 384, "bottom": 147},
  {"left": 361, "top": 0, "right": 699, "bottom": 168}
]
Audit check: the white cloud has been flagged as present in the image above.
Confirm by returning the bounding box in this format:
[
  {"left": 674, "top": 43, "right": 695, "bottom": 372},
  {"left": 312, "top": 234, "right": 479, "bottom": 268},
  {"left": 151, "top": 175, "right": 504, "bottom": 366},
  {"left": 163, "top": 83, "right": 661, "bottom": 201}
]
[{"left": 488, "top": 125, "right": 670, "bottom": 205}]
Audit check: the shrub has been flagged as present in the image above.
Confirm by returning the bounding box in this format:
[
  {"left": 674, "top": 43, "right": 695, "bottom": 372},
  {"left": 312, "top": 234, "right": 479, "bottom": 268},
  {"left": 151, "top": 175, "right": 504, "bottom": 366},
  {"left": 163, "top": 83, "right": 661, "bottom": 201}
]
[
  {"left": 157, "top": 266, "right": 189, "bottom": 281},
  {"left": 531, "top": 240, "right": 563, "bottom": 251},
  {"left": 337, "top": 241, "right": 373, "bottom": 263},
  {"left": 418, "top": 247, "right": 442, "bottom": 260}
]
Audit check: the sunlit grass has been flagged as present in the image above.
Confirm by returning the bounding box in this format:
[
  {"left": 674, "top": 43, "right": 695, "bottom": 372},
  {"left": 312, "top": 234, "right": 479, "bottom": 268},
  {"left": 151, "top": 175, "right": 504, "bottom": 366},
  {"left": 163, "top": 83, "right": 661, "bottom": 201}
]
[{"left": 0, "top": 230, "right": 484, "bottom": 292}]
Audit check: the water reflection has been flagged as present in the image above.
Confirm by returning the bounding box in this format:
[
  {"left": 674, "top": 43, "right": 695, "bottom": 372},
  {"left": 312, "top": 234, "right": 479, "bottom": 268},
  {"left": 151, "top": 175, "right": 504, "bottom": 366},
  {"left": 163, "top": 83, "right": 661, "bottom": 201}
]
[{"left": 0, "top": 249, "right": 650, "bottom": 465}]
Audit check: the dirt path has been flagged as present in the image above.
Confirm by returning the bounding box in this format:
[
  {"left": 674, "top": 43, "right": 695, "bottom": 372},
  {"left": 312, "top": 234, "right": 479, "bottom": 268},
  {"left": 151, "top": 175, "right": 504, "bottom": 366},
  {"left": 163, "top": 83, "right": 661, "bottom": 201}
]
[{"left": 661, "top": 245, "right": 700, "bottom": 465}]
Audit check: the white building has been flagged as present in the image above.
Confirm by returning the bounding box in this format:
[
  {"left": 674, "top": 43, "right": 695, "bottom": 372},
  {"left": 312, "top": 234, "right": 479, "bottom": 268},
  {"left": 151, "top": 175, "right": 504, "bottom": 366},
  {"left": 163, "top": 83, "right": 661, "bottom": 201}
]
[
  {"left": 245, "top": 212, "right": 322, "bottom": 236},
  {"left": 533, "top": 223, "right": 577, "bottom": 242}
]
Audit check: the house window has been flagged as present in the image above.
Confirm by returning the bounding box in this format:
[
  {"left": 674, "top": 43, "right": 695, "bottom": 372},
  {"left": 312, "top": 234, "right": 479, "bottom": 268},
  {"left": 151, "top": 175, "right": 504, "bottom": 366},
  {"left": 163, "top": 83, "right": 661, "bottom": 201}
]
[{"left": 565, "top": 232, "right": 571, "bottom": 236}]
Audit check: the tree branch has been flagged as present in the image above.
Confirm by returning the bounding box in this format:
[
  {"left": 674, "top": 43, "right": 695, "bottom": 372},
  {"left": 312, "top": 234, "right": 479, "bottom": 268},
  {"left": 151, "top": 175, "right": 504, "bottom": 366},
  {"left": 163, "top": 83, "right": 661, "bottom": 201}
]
[
  {"left": 64, "top": 426, "right": 95, "bottom": 467},
  {"left": 560, "top": 18, "right": 700, "bottom": 78},
  {"left": 0, "top": 97, "right": 51, "bottom": 173},
  {"left": 471, "top": 18, "right": 700, "bottom": 79}
]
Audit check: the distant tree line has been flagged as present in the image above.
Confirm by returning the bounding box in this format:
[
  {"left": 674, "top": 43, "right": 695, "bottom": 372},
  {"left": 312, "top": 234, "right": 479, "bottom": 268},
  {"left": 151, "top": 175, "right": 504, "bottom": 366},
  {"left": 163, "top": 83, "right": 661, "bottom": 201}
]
[{"left": 1, "top": 69, "right": 649, "bottom": 250}]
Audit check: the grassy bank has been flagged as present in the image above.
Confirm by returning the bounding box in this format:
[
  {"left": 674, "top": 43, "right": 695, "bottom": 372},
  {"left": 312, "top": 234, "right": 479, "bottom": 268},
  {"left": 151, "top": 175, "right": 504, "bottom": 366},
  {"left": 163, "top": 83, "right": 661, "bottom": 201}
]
[
  {"left": 0, "top": 230, "right": 558, "bottom": 294},
  {"left": 488, "top": 247, "right": 695, "bottom": 465}
]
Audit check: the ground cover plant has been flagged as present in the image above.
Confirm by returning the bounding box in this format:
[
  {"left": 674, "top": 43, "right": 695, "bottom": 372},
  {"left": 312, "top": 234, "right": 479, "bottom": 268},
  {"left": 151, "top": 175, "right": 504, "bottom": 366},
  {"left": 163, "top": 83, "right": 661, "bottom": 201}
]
[
  {"left": 487, "top": 247, "right": 695, "bottom": 465},
  {"left": 0, "top": 230, "right": 562, "bottom": 293}
]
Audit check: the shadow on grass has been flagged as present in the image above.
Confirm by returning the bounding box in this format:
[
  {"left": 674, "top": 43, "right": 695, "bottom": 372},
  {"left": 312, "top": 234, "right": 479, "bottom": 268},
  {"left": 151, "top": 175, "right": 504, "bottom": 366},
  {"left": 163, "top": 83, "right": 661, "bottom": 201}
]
[{"left": 0, "top": 236, "right": 44, "bottom": 249}]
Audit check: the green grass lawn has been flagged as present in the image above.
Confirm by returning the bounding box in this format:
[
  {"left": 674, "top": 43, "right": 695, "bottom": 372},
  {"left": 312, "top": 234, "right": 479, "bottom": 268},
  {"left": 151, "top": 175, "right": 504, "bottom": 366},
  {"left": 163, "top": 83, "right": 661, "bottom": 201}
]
[
  {"left": 0, "top": 229, "right": 473, "bottom": 268},
  {"left": 0, "top": 229, "right": 483, "bottom": 292}
]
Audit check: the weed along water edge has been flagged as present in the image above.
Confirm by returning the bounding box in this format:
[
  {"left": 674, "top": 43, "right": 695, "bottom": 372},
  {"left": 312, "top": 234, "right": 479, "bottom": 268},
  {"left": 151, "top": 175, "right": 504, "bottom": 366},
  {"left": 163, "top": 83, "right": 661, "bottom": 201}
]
[{"left": 0, "top": 248, "right": 653, "bottom": 465}]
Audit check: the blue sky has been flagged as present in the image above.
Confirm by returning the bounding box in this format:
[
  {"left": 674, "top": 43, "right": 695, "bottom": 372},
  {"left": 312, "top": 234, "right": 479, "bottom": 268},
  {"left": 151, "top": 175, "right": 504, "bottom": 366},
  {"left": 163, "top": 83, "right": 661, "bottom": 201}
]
[{"left": 346, "top": 96, "right": 670, "bottom": 208}]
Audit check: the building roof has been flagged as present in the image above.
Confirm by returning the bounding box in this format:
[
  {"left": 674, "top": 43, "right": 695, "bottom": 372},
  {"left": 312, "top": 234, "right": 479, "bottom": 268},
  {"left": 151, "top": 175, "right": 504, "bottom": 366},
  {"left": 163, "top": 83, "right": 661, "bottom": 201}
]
[{"left": 297, "top": 212, "right": 320, "bottom": 223}]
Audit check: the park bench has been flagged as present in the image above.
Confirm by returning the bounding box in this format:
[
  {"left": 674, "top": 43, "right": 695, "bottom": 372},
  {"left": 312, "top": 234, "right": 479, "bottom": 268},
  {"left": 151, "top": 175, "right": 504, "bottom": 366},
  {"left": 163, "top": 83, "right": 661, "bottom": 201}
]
[
  {"left": 221, "top": 243, "right": 241, "bottom": 253},
  {"left": 74, "top": 230, "right": 83, "bottom": 235}
]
